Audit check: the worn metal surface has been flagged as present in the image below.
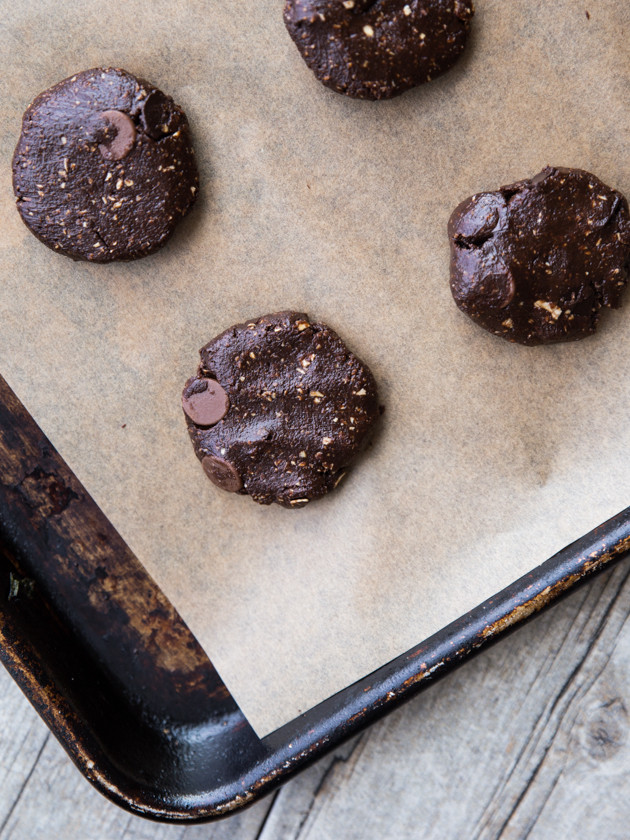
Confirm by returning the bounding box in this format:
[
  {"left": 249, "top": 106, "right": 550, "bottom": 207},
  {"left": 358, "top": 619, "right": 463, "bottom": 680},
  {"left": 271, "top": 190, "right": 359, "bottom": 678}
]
[{"left": 1, "top": 372, "right": 629, "bottom": 821}]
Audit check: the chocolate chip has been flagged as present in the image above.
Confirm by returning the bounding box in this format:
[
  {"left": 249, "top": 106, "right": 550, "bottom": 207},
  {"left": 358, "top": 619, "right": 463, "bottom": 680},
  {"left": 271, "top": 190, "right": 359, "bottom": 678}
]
[
  {"left": 530, "top": 169, "right": 551, "bottom": 186},
  {"left": 140, "top": 90, "right": 174, "bottom": 139},
  {"left": 455, "top": 197, "right": 501, "bottom": 248},
  {"left": 202, "top": 455, "right": 243, "bottom": 493},
  {"left": 97, "top": 110, "right": 136, "bottom": 161},
  {"left": 480, "top": 270, "right": 516, "bottom": 309},
  {"left": 182, "top": 378, "right": 229, "bottom": 426},
  {"left": 349, "top": 0, "right": 378, "bottom": 12}
]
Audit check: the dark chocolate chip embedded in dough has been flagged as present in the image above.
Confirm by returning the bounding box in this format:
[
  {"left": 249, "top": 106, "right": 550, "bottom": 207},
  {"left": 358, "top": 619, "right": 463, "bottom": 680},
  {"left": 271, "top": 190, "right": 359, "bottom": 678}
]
[
  {"left": 141, "top": 89, "right": 175, "bottom": 139},
  {"left": 202, "top": 455, "right": 243, "bottom": 493},
  {"left": 98, "top": 110, "right": 136, "bottom": 161},
  {"left": 479, "top": 269, "right": 516, "bottom": 310},
  {"left": 181, "top": 378, "right": 230, "bottom": 426},
  {"left": 448, "top": 166, "right": 630, "bottom": 345},
  {"left": 283, "top": 0, "right": 475, "bottom": 100},
  {"left": 184, "top": 311, "right": 380, "bottom": 508},
  {"left": 12, "top": 67, "right": 199, "bottom": 263},
  {"left": 350, "top": 0, "right": 378, "bottom": 12}
]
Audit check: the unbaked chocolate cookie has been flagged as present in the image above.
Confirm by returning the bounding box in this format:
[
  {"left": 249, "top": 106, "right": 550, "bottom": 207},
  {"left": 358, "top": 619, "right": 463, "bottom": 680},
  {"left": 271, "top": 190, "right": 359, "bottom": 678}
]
[
  {"left": 12, "top": 68, "right": 199, "bottom": 262},
  {"left": 183, "top": 311, "right": 380, "bottom": 508},
  {"left": 448, "top": 167, "right": 630, "bottom": 345},
  {"left": 283, "top": 0, "right": 474, "bottom": 100}
]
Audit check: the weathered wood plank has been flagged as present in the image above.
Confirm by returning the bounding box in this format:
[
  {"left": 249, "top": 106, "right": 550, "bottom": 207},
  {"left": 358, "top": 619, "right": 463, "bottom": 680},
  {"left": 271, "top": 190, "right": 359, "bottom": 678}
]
[
  {"left": 0, "top": 676, "right": 50, "bottom": 835},
  {"left": 1, "top": 560, "right": 630, "bottom": 839}
]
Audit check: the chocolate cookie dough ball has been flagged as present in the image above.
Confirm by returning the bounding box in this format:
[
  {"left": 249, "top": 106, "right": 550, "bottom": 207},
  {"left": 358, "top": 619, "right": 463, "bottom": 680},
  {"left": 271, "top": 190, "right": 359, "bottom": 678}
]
[
  {"left": 448, "top": 167, "right": 630, "bottom": 346},
  {"left": 183, "top": 311, "right": 380, "bottom": 508},
  {"left": 12, "top": 68, "right": 199, "bottom": 262},
  {"left": 283, "top": 0, "right": 474, "bottom": 100}
]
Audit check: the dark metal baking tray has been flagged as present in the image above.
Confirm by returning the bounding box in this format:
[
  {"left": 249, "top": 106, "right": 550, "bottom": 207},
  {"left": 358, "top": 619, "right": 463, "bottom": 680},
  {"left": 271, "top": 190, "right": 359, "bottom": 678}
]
[{"left": 1, "top": 372, "right": 629, "bottom": 822}]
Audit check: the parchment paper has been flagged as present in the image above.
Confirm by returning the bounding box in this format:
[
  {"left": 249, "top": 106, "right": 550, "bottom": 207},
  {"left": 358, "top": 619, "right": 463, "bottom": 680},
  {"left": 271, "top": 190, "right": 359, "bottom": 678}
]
[{"left": 1, "top": 0, "right": 629, "bottom": 736}]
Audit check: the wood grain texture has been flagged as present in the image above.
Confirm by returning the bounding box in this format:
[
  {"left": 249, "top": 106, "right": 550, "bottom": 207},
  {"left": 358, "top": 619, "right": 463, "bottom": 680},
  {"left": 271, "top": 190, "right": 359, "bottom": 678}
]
[{"left": 2, "top": 558, "right": 630, "bottom": 840}]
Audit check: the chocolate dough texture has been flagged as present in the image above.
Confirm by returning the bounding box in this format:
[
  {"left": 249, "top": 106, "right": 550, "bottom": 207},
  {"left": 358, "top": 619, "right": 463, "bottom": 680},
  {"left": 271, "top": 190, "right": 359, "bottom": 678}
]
[
  {"left": 12, "top": 68, "right": 199, "bottom": 262},
  {"left": 183, "top": 311, "right": 380, "bottom": 508},
  {"left": 283, "top": 0, "right": 474, "bottom": 100},
  {"left": 448, "top": 167, "right": 630, "bottom": 346}
]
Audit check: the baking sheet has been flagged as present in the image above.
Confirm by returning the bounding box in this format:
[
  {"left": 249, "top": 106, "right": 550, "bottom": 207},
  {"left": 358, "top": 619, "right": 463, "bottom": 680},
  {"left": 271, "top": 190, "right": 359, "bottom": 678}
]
[{"left": 1, "top": 0, "right": 629, "bottom": 736}]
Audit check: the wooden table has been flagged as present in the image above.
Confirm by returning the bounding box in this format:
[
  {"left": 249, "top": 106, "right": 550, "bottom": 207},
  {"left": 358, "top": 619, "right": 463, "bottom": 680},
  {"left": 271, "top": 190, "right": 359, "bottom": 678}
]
[{"left": 1, "top": 558, "right": 629, "bottom": 840}]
